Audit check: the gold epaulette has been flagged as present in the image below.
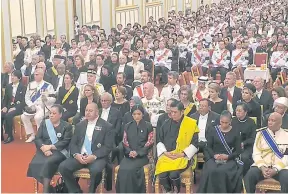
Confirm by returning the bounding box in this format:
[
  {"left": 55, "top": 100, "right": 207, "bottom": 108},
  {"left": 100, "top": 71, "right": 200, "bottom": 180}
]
[
  {"left": 256, "top": 127, "right": 267, "bottom": 132},
  {"left": 111, "top": 84, "right": 117, "bottom": 87}
]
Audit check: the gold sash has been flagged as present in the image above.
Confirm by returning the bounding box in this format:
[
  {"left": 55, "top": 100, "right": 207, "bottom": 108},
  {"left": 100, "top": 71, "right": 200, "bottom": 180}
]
[
  {"left": 62, "top": 85, "right": 76, "bottom": 104},
  {"left": 184, "top": 103, "right": 194, "bottom": 116},
  {"left": 51, "top": 66, "right": 58, "bottom": 76},
  {"left": 111, "top": 85, "right": 117, "bottom": 97},
  {"left": 155, "top": 116, "right": 199, "bottom": 175}
]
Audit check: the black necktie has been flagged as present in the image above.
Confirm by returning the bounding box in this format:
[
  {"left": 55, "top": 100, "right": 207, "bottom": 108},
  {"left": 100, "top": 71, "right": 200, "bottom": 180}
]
[{"left": 171, "top": 87, "right": 174, "bottom": 94}]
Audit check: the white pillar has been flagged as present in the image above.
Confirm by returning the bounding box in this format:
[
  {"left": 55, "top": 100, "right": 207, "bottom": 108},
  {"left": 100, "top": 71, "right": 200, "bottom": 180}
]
[
  {"left": 100, "top": 0, "right": 112, "bottom": 33},
  {"left": 75, "top": 0, "right": 83, "bottom": 26},
  {"left": 177, "top": 0, "right": 185, "bottom": 12},
  {"left": 191, "top": 0, "right": 198, "bottom": 11},
  {"left": 1, "top": 0, "right": 13, "bottom": 64}
]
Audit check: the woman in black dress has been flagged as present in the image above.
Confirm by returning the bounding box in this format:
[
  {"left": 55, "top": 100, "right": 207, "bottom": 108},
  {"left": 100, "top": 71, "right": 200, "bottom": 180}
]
[
  {"left": 238, "top": 83, "right": 261, "bottom": 128},
  {"left": 56, "top": 72, "right": 79, "bottom": 121},
  {"left": 27, "top": 105, "right": 72, "bottom": 193},
  {"left": 231, "top": 102, "right": 256, "bottom": 175},
  {"left": 72, "top": 84, "right": 100, "bottom": 125},
  {"left": 112, "top": 86, "right": 130, "bottom": 117},
  {"left": 178, "top": 85, "right": 197, "bottom": 116},
  {"left": 116, "top": 105, "right": 154, "bottom": 193},
  {"left": 197, "top": 111, "right": 243, "bottom": 193},
  {"left": 208, "top": 82, "right": 227, "bottom": 114}
]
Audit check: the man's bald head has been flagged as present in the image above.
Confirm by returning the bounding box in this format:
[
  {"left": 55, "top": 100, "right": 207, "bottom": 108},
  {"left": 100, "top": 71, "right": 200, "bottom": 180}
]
[
  {"left": 85, "top": 102, "right": 99, "bottom": 121},
  {"left": 143, "top": 82, "right": 154, "bottom": 98},
  {"left": 268, "top": 112, "right": 282, "bottom": 132}
]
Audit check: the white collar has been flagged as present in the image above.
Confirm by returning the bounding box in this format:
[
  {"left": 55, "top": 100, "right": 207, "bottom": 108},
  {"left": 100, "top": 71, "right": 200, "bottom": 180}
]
[
  {"left": 119, "top": 64, "right": 125, "bottom": 67},
  {"left": 12, "top": 82, "right": 19, "bottom": 87},
  {"left": 256, "top": 89, "right": 263, "bottom": 94},
  {"left": 102, "top": 106, "right": 111, "bottom": 112},
  {"left": 88, "top": 117, "right": 98, "bottom": 125},
  {"left": 228, "top": 86, "right": 235, "bottom": 91},
  {"left": 200, "top": 113, "right": 209, "bottom": 118}
]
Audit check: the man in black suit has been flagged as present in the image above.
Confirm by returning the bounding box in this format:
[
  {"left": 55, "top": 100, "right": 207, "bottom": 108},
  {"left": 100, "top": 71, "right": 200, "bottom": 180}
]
[
  {"left": 1, "top": 70, "right": 26, "bottom": 143},
  {"left": 1, "top": 62, "right": 14, "bottom": 89},
  {"left": 99, "top": 93, "right": 122, "bottom": 142},
  {"left": 58, "top": 103, "right": 114, "bottom": 193},
  {"left": 190, "top": 98, "right": 220, "bottom": 159},
  {"left": 113, "top": 54, "right": 134, "bottom": 86},
  {"left": 109, "top": 72, "right": 133, "bottom": 100},
  {"left": 220, "top": 72, "right": 242, "bottom": 113},
  {"left": 60, "top": 34, "right": 70, "bottom": 52},
  {"left": 139, "top": 50, "right": 153, "bottom": 72},
  {"left": 253, "top": 76, "right": 273, "bottom": 115}
]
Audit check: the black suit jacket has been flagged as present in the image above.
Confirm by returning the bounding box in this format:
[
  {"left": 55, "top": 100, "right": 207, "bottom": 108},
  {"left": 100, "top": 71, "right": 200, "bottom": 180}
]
[
  {"left": 2, "top": 82, "right": 26, "bottom": 111},
  {"left": 14, "top": 51, "right": 25, "bottom": 70},
  {"left": 100, "top": 107, "right": 122, "bottom": 135},
  {"left": 1, "top": 73, "right": 10, "bottom": 89},
  {"left": 61, "top": 42, "right": 70, "bottom": 52},
  {"left": 35, "top": 120, "right": 73, "bottom": 151},
  {"left": 70, "top": 119, "right": 114, "bottom": 159},
  {"left": 253, "top": 89, "right": 273, "bottom": 115},
  {"left": 190, "top": 111, "right": 220, "bottom": 134},
  {"left": 139, "top": 58, "right": 153, "bottom": 72},
  {"left": 113, "top": 65, "right": 134, "bottom": 86},
  {"left": 220, "top": 86, "right": 242, "bottom": 111}
]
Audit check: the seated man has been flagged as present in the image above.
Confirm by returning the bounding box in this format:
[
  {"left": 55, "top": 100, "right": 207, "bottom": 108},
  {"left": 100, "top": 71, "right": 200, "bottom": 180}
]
[
  {"left": 21, "top": 68, "right": 56, "bottom": 143},
  {"left": 244, "top": 112, "right": 288, "bottom": 193},
  {"left": 155, "top": 100, "right": 199, "bottom": 193},
  {"left": 58, "top": 103, "right": 114, "bottom": 193}
]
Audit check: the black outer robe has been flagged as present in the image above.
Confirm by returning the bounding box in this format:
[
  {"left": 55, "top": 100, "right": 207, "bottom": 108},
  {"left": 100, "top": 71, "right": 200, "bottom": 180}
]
[
  {"left": 27, "top": 120, "right": 72, "bottom": 182},
  {"left": 115, "top": 120, "right": 154, "bottom": 193}
]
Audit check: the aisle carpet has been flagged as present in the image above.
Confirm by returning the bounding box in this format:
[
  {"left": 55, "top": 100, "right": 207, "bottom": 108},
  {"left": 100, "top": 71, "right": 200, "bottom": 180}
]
[{"left": 1, "top": 138, "right": 200, "bottom": 193}]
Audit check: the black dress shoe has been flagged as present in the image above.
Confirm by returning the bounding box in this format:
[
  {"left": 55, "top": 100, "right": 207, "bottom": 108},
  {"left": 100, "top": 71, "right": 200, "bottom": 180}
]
[{"left": 4, "top": 137, "right": 14, "bottom": 144}]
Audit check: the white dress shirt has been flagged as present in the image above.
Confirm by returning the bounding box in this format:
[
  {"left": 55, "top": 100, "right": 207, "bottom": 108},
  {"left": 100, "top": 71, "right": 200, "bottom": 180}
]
[
  {"left": 198, "top": 113, "right": 208, "bottom": 142},
  {"left": 56, "top": 75, "right": 64, "bottom": 92},
  {"left": 101, "top": 107, "right": 110, "bottom": 121},
  {"left": 12, "top": 82, "right": 19, "bottom": 97},
  {"left": 81, "top": 118, "right": 98, "bottom": 154},
  {"left": 118, "top": 64, "right": 125, "bottom": 73},
  {"left": 256, "top": 89, "right": 263, "bottom": 99}
]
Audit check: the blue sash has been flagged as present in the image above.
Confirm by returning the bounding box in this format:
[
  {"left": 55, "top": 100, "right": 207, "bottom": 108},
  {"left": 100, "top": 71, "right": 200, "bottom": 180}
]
[
  {"left": 83, "top": 134, "right": 92, "bottom": 155},
  {"left": 261, "top": 129, "right": 284, "bottom": 159},
  {"left": 215, "top": 125, "right": 244, "bottom": 165},
  {"left": 45, "top": 119, "right": 69, "bottom": 158},
  {"left": 31, "top": 82, "right": 49, "bottom": 103}
]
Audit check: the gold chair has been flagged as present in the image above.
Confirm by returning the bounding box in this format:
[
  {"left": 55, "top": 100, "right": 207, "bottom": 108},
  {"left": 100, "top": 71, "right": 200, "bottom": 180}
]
[
  {"left": 154, "top": 167, "right": 194, "bottom": 194},
  {"left": 256, "top": 178, "right": 281, "bottom": 192},
  {"left": 34, "top": 168, "right": 106, "bottom": 193},
  {"left": 13, "top": 116, "right": 24, "bottom": 139}
]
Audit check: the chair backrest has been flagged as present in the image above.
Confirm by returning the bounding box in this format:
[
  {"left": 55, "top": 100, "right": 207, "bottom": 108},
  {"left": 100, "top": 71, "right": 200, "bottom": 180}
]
[{"left": 254, "top": 53, "right": 268, "bottom": 67}]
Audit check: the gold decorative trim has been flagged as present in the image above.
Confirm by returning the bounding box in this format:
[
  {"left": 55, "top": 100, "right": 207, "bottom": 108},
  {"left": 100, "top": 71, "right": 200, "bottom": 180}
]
[
  {"left": 53, "top": 0, "right": 57, "bottom": 38},
  {"left": 1, "top": 11, "right": 6, "bottom": 69},
  {"left": 146, "top": 1, "right": 162, "bottom": 7},
  {"left": 7, "top": 1, "right": 13, "bottom": 60},
  {"left": 99, "top": 0, "right": 103, "bottom": 28},
  {"left": 115, "top": 5, "right": 138, "bottom": 11},
  {"left": 65, "top": 0, "right": 70, "bottom": 41},
  {"left": 40, "top": 0, "right": 45, "bottom": 37}
]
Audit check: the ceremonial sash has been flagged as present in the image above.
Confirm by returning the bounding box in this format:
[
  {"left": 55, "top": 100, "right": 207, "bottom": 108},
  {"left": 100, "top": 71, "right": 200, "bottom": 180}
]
[
  {"left": 273, "top": 51, "right": 287, "bottom": 63},
  {"left": 261, "top": 129, "right": 283, "bottom": 159},
  {"left": 31, "top": 82, "right": 49, "bottom": 103},
  {"left": 227, "top": 91, "right": 233, "bottom": 103},
  {"left": 155, "top": 116, "right": 199, "bottom": 175},
  {"left": 111, "top": 85, "right": 117, "bottom": 98},
  {"left": 195, "top": 89, "right": 202, "bottom": 101},
  {"left": 51, "top": 66, "right": 58, "bottom": 76},
  {"left": 214, "top": 26, "right": 220, "bottom": 34},
  {"left": 62, "top": 85, "right": 76, "bottom": 104},
  {"left": 234, "top": 50, "right": 244, "bottom": 62},
  {"left": 136, "top": 86, "right": 144, "bottom": 98},
  {"left": 57, "top": 49, "right": 64, "bottom": 55},
  {"left": 216, "top": 50, "right": 228, "bottom": 64},
  {"left": 214, "top": 125, "right": 243, "bottom": 165},
  {"left": 194, "top": 50, "right": 202, "bottom": 63},
  {"left": 184, "top": 103, "right": 194, "bottom": 116},
  {"left": 157, "top": 49, "right": 169, "bottom": 61},
  {"left": 84, "top": 134, "right": 92, "bottom": 155},
  {"left": 45, "top": 119, "right": 69, "bottom": 158}
]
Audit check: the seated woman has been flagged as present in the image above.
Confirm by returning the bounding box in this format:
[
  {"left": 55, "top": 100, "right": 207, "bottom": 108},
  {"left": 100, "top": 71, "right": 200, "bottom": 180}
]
[
  {"left": 116, "top": 105, "right": 154, "bottom": 193},
  {"left": 72, "top": 84, "right": 100, "bottom": 125},
  {"left": 111, "top": 86, "right": 130, "bottom": 117},
  {"left": 27, "top": 104, "right": 73, "bottom": 193},
  {"left": 208, "top": 82, "right": 227, "bottom": 114},
  {"left": 231, "top": 102, "right": 256, "bottom": 175},
  {"left": 56, "top": 72, "right": 79, "bottom": 121},
  {"left": 237, "top": 83, "right": 261, "bottom": 128},
  {"left": 178, "top": 85, "right": 197, "bottom": 116},
  {"left": 197, "top": 111, "right": 242, "bottom": 193}
]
